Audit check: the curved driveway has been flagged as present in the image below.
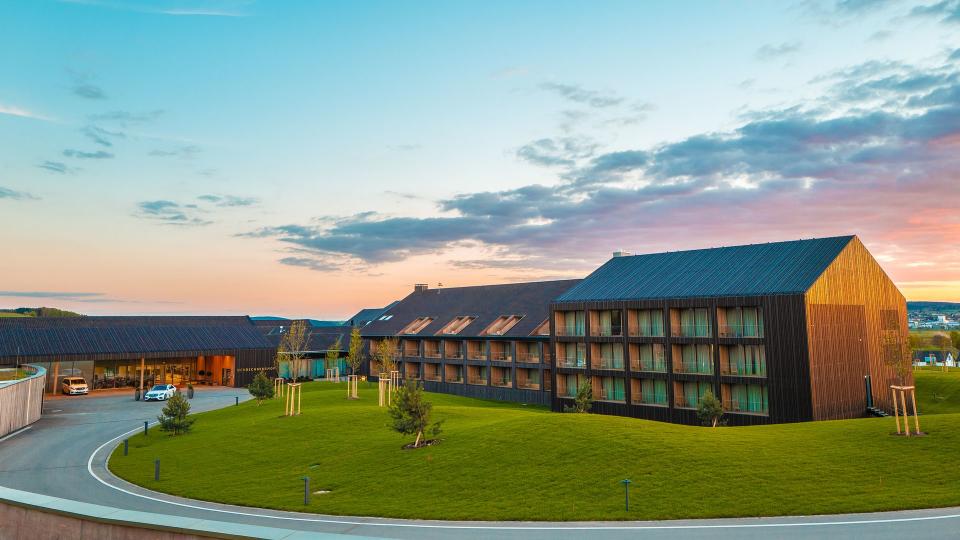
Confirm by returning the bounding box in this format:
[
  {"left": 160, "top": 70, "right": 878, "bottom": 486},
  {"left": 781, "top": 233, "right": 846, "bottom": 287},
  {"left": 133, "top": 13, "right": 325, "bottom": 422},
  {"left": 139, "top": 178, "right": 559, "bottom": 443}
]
[{"left": 1, "top": 389, "right": 958, "bottom": 540}]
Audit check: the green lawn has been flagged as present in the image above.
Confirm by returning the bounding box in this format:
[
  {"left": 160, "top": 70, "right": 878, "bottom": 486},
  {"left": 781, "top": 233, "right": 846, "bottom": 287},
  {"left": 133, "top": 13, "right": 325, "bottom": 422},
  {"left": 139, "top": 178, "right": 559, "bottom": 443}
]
[
  {"left": 914, "top": 368, "right": 960, "bottom": 414},
  {"left": 109, "top": 382, "right": 960, "bottom": 521},
  {"left": 0, "top": 369, "right": 28, "bottom": 381}
]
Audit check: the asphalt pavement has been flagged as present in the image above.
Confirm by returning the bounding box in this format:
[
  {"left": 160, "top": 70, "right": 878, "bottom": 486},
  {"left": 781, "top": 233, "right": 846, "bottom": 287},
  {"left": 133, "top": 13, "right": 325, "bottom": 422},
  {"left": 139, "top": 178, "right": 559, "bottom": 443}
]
[{"left": 1, "top": 389, "right": 958, "bottom": 539}]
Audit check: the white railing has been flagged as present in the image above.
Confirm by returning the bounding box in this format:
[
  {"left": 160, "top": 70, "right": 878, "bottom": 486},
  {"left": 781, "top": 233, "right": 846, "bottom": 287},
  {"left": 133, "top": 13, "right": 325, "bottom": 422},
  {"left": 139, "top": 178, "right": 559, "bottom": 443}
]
[{"left": 0, "top": 364, "right": 46, "bottom": 438}]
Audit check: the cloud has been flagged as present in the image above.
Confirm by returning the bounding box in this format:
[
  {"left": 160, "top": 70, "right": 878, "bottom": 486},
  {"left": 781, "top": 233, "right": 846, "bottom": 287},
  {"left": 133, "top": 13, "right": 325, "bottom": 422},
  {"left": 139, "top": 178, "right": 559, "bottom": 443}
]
[
  {"left": 910, "top": 0, "right": 960, "bottom": 23},
  {"left": 37, "top": 161, "right": 78, "bottom": 174},
  {"left": 539, "top": 82, "right": 624, "bottom": 108},
  {"left": 756, "top": 41, "right": 803, "bottom": 61},
  {"left": 868, "top": 30, "right": 894, "bottom": 42},
  {"left": 69, "top": 71, "right": 108, "bottom": 100},
  {"left": 242, "top": 51, "right": 960, "bottom": 281},
  {"left": 149, "top": 145, "right": 201, "bottom": 159},
  {"left": 834, "top": 0, "right": 898, "bottom": 13},
  {"left": 516, "top": 137, "right": 599, "bottom": 167},
  {"left": 197, "top": 194, "right": 259, "bottom": 207},
  {"left": 0, "top": 103, "right": 53, "bottom": 122},
  {"left": 950, "top": 48, "right": 960, "bottom": 62},
  {"left": 135, "top": 200, "right": 212, "bottom": 226},
  {"left": 89, "top": 110, "right": 164, "bottom": 126},
  {"left": 82, "top": 125, "right": 125, "bottom": 147},
  {"left": 63, "top": 149, "right": 114, "bottom": 159},
  {"left": 0, "top": 186, "right": 39, "bottom": 201},
  {"left": 388, "top": 143, "right": 422, "bottom": 151}
]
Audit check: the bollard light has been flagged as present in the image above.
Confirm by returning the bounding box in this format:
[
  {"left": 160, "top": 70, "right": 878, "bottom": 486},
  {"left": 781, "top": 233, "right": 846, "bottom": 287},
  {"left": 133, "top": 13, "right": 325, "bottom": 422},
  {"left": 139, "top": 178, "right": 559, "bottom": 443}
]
[
  {"left": 235, "top": 396, "right": 239, "bottom": 406},
  {"left": 154, "top": 459, "right": 160, "bottom": 481},
  {"left": 144, "top": 421, "right": 149, "bottom": 436},
  {"left": 621, "top": 479, "right": 632, "bottom": 512},
  {"left": 303, "top": 476, "right": 310, "bottom": 505},
  {"left": 124, "top": 439, "right": 129, "bottom": 456}
]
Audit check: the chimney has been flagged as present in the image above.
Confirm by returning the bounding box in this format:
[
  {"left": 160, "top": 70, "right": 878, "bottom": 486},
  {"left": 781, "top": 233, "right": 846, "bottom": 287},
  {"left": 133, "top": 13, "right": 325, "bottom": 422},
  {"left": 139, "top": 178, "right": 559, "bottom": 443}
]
[
  {"left": 414, "top": 283, "right": 429, "bottom": 293},
  {"left": 613, "top": 250, "right": 632, "bottom": 257}
]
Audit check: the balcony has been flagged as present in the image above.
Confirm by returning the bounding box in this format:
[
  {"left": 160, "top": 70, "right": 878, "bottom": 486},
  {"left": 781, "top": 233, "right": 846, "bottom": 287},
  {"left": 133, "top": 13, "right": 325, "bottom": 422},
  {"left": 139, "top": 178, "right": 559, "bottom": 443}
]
[
  {"left": 490, "top": 350, "right": 512, "bottom": 362},
  {"left": 555, "top": 326, "right": 585, "bottom": 337},
  {"left": 557, "top": 356, "right": 586, "bottom": 368},
  {"left": 444, "top": 348, "right": 463, "bottom": 360},
  {"left": 674, "top": 395, "right": 698, "bottom": 409},
  {"left": 627, "top": 325, "right": 663, "bottom": 338},
  {"left": 672, "top": 323, "right": 712, "bottom": 338},
  {"left": 594, "top": 356, "right": 624, "bottom": 370},
  {"left": 517, "top": 351, "right": 541, "bottom": 364},
  {"left": 673, "top": 360, "right": 714, "bottom": 375},
  {"left": 467, "top": 351, "right": 486, "bottom": 361},
  {"left": 723, "top": 399, "right": 768, "bottom": 415},
  {"left": 467, "top": 375, "right": 487, "bottom": 385},
  {"left": 423, "top": 343, "right": 442, "bottom": 359},
  {"left": 423, "top": 365, "right": 442, "bottom": 382},
  {"left": 718, "top": 324, "right": 764, "bottom": 339}
]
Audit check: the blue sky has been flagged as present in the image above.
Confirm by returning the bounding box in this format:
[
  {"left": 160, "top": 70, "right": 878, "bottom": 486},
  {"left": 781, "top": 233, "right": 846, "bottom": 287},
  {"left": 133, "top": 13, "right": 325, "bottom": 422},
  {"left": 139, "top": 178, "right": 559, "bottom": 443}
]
[{"left": 1, "top": 0, "right": 959, "bottom": 316}]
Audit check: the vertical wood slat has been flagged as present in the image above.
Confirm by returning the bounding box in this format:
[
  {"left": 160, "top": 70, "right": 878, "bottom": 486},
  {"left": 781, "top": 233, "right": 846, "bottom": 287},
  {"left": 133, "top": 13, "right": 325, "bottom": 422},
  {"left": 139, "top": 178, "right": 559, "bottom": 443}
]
[{"left": 0, "top": 365, "right": 45, "bottom": 438}]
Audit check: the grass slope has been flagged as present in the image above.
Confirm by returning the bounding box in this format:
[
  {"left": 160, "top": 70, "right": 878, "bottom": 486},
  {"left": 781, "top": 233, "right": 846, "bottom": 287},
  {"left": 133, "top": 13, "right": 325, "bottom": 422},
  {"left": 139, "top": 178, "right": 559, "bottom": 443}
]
[
  {"left": 914, "top": 368, "right": 960, "bottom": 414},
  {"left": 110, "top": 381, "right": 960, "bottom": 521}
]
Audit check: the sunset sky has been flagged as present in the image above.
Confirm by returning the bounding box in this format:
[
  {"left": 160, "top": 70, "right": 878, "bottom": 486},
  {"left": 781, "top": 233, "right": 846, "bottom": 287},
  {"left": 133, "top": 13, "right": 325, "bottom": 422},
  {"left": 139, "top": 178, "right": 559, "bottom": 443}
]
[{"left": 1, "top": 0, "right": 959, "bottom": 318}]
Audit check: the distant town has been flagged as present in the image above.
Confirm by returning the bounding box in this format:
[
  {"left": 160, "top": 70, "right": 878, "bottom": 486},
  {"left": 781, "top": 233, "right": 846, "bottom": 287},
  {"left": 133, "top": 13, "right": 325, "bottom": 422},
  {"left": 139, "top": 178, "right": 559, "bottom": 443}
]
[{"left": 907, "top": 301, "right": 960, "bottom": 330}]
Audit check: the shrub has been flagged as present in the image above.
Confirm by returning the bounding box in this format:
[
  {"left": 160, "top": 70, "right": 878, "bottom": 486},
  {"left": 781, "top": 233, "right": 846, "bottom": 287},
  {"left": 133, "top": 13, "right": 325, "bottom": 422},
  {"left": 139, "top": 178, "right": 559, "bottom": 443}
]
[
  {"left": 157, "top": 393, "right": 195, "bottom": 435},
  {"left": 697, "top": 390, "right": 724, "bottom": 427},
  {"left": 387, "top": 380, "right": 442, "bottom": 448},
  {"left": 247, "top": 371, "right": 274, "bottom": 405}
]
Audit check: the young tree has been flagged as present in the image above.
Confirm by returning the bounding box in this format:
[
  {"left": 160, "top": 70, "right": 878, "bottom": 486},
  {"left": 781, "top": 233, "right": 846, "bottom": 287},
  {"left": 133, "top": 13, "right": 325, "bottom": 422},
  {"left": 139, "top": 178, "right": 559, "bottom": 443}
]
[
  {"left": 325, "top": 337, "right": 342, "bottom": 376},
  {"left": 375, "top": 337, "right": 398, "bottom": 376},
  {"left": 157, "top": 392, "right": 195, "bottom": 435},
  {"left": 697, "top": 389, "right": 724, "bottom": 427},
  {"left": 387, "top": 380, "right": 442, "bottom": 448},
  {"left": 951, "top": 331, "right": 960, "bottom": 352},
  {"left": 247, "top": 371, "right": 274, "bottom": 405},
  {"left": 347, "top": 327, "right": 364, "bottom": 376},
  {"left": 278, "top": 320, "right": 311, "bottom": 381},
  {"left": 565, "top": 378, "right": 593, "bottom": 413},
  {"left": 884, "top": 333, "right": 912, "bottom": 385}
]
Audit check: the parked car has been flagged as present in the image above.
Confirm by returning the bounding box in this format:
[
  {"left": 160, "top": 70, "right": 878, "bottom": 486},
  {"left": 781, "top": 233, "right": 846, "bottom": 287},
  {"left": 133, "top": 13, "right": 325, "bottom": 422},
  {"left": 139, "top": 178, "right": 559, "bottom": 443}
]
[
  {"left": 143, "top": 384, "right": 178, "bottom": 401},
  {"left": 61, "top": 377, "right": 89, "bottom": 395}
]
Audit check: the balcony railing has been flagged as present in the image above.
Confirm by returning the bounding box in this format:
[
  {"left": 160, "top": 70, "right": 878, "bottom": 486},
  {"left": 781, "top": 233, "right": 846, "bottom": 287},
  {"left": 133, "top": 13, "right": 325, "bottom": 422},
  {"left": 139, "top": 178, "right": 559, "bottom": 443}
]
[
  {"left": 557, "top": 356, "right": 586, "bottom": 368},
  {"left": 671, "top": 324, "right": 712, "bottom": 338},
  {"left": 424, "top": 374, "right": 442, "bottom": 382},
  {"left": 403, "top": 349, "right": 421, "bottom": 358},
  {"left": 632, "top": 394, "right": 667, "bottom": 406},
  {"left": 517, "top": 351, "right": 540, "bottom": 363},
  {"left": 593, "top": 326, "right": 623, "bottom": 337},
  {"left": 675, "top": 395, "right": 700, "bottom": 409},
  {"left": 518, "top": 382, "right": 541, "bottom": 390},
  {"left": 445, "top": 350, "right": 463, "bottom": 360},
  {"left": 673, "top": 361, "right": 714, "bottom": 375},
  {"left": 597, "top": 389, "right": 626, "bottom": 402},
  {"left": 721, "top": 364, "right": 767, "bottom": 377},
  {"left": 467, "top": 351, "right": 486, "bottom": 361},
  {"left": 555, "top": 326, "right": 585, "bottom": 337},
  {"left": 718, "top": 324, "right": 763, "bottom": 338},
  {"left": 594, "top": 358, "right": 624, "bottom": 370},
  {"left": 723, "top": 399, "right": 768, "bottom": 415},
  {"left": 632, "top": 359, "right": 667, "bottom": 372},
  {"left": 491, "top": 351, "right": 512, "bottom": 362},
  {"left": 467, "top": 376, "right": 487, "bottom": 385},
  {"left": 627, "top": 325, "right": 664, "bottom": 338},
  {"left": 446, "top": 375, "right": 463, "bottom": 384},
  {"left": 423, "top": 350, "right": 441, "bottom": 359},
  {"left": 492, "top": 377, "right": 512, "bottom": 388}
]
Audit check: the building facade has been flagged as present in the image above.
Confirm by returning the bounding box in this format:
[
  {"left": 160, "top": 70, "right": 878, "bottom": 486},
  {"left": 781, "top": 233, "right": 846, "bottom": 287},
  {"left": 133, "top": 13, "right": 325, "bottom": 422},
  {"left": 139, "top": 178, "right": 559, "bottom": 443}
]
[
  {"left": 361, "top": 280, "right": 580, "bottom": 406},
  {"left": 0, "top": 316, "right": 276, "bottom": 391},
  {"left": 550, "top": 236, "right": 911, "bottom": 425}
]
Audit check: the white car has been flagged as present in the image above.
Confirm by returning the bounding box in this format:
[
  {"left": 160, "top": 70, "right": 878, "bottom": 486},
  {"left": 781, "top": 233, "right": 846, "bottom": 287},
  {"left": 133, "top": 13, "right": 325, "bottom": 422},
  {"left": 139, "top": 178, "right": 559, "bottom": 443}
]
[
  {"left": 61, "top": 377, "right": 89, "bottom": 395},
  {"left": 143, "top": 384, "right": 177, "bottom": 401}
]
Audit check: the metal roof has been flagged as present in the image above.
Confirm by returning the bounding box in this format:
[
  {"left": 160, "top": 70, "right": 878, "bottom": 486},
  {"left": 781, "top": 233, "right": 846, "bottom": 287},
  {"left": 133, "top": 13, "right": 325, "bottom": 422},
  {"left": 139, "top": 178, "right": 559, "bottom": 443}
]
[
  {"left": 361, "top": 279, "right": 581, "bottom": 338},
  {"left": 0, "top": 316, "right": 274, "bottom": 359},
  {"left": 555, "top": 236, "right": 856, "bottom": 302}
]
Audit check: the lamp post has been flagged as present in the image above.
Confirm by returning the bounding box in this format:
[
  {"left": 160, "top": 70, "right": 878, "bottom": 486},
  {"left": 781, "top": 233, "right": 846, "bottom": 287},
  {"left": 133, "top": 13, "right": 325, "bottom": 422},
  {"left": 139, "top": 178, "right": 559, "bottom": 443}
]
[{"left": 621, "top": 479, "right": 632, "bottom": 512}]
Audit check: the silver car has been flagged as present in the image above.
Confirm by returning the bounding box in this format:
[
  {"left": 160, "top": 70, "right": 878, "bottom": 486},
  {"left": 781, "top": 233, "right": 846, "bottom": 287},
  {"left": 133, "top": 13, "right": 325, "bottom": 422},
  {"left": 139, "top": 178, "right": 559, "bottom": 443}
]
[
  {"left": 61, "top": 377, "right": 89, "bottom": 395},
  {"left": 143, "top": 384, "right": 177, "bottom": 401}
]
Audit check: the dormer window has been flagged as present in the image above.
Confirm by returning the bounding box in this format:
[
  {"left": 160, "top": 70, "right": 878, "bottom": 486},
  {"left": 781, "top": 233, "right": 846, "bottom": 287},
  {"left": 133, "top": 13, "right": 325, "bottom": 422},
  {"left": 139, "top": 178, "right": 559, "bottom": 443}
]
[
  {"left": 531, "top": 319, "right": 550, "bottom": 336},
  {"left": 437, "top": 316, "right": 476, "bottom": 335},
  {"left": 482, "top": 315, "right": 524, "bottom": 336},
  {"left": 400, "top": 317, "right": 434, "bottom": 334},
  {"left": 378, "top": 314, "right": 393, "bottom": 321}
]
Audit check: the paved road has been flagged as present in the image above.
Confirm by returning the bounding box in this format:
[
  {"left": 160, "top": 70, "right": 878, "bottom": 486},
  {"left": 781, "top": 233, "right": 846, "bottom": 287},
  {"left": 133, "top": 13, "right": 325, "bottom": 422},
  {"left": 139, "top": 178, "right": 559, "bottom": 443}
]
[{"left": 1, "top": 390, "right": 959, "bottom": 540}]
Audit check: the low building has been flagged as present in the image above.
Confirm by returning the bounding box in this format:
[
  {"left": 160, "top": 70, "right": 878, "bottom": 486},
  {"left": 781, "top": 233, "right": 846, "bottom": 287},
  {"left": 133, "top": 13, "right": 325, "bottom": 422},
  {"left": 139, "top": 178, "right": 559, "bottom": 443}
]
[
  {"left": 913, "top": 350, "right": 957, "bottom": 367},
  {"left": 550, "top": 235, "right": 910, "bottom": 425},
  {"left": 0, "top": 316, "right": 275, "bottom": 392},
  {"left": 361, "top": 280, "right": 580, "bottom": 405},
  {"left": 253, "top": 319, "right": 352, "bottom": 378}
]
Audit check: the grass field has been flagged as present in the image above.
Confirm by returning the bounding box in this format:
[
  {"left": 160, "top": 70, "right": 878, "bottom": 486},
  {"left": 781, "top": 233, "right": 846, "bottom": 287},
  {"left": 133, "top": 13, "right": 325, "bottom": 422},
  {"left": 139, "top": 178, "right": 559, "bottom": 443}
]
[
  {"left": 0, "top": 369, "right": 28, "bottom": 381},
  {"left": 109, "top": 379, "right": 960, "bottom": 521},
  {"left": 0, "top": 313, "right": 29, "bottom": 318},
  {"left": 914, "top": 368, "right": 960, "bottom": 414}
]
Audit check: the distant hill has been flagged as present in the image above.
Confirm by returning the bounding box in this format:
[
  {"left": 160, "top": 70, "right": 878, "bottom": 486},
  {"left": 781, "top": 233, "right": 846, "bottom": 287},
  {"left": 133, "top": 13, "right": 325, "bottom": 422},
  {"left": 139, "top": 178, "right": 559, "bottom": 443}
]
[
  {"left": 0, "top": 307, "right": 83, "bottom": 318},
  {"left": 908, "top": 301, "right": 960, "bottom": 313}
]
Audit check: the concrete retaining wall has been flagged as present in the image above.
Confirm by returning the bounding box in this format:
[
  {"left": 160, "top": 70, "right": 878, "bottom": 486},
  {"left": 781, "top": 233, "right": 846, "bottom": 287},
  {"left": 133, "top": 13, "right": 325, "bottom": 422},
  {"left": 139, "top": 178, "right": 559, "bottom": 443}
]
[{"left": 0, "top": 365, "right": 45, "bottom": 438}]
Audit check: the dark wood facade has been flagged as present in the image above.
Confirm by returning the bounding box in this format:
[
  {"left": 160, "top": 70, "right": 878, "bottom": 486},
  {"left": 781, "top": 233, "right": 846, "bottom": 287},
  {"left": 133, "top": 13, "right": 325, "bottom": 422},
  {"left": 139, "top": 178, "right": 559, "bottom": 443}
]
[{"left": 549, "top": 238, "right": 909, "bottom": 425}]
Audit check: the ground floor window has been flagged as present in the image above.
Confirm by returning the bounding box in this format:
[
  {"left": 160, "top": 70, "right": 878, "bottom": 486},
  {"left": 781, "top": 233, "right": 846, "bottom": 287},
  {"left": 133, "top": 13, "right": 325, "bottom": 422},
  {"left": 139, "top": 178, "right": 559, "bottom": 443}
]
[
  {"left": 722, "top": 383, "right": 769, "bottom": 415},
  {"left": 674, "top": 380, "right": 713, "bottom": 408},
  {"left": 632, "top": 378, "right": 667, "bottom": 406},
  {"left": 595, "top": 376, "right": 625, "bottom": 402}
]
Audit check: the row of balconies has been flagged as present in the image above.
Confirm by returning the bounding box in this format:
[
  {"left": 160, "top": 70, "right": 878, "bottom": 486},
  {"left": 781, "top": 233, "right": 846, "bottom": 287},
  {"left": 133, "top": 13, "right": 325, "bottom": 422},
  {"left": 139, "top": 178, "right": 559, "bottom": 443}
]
[
  {"left": 400, "top": 362, "right": 549, "bottom": 392},
  {"left": 387, "top": 339, "right": 550, "bottom": 364},
  {"left": 555, "top": 344, "right": 767, "bottom": 378},
  {"left": 554, "top": 307, "right": 764, "bottom": 339}
]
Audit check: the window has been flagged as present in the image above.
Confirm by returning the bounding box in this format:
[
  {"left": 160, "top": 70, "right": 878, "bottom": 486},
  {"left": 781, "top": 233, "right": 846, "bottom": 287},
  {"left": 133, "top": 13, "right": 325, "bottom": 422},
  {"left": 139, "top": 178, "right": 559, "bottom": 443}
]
[
  {"left": 377, "top": 314, "right": 393, "bottom": 321},
  {"left": 437, "top": 316, "right": 475, "bottom": 335},
  {"left": 629, "top": 309, "right": 664, "bottom": 337},
  {"left": 556, "top": 311, "right": 585, "bottom": 336},
  {"left": 492, "top": 366, "right": 512, "bottom": 387},
  {"left": 631, "top": 343, "right": 666, "bottom": 372},
  {"left": 532, "top": 319, "right": 550, "bottom": 336},
  {"left": 723, "top": 383, "right": 769, "bottom": 415},
  {"left": 559, "top": 373, "right": 586, "bottom": 398},
  {"left": 482, "top": 315, "right": 524, "bottom": 336},
  {"left": 674, "top": 344, "right": 713, "bottom": 374},
  {"left": 593, "top": 343, "right": 624, "bottom": 370},
  {"left": 400, "top": 317, "right": 434, "bottom": 335},
  {"left": 595, "top": 376, "right": 625, "bottom": 402},
  {"left": 673, "top": 308, "right": 711, "bottom": 337},
  {"left": 594, "top": 310, "right": 623, "bottom": 336},
  {"left": 718, "top": 307, "right": 764, "bottom": 338},
  {"left": 675, "top": 381, "right": 714, "bottom": 408},
  {"left": 558, "top": 342, "right": 586, "bottom": 368},
  {"left": 721, "top": 345, "right": 766, "bottom": 377},
  {"left": 632, "top": 378, "right": 667, "bottom": 406}
]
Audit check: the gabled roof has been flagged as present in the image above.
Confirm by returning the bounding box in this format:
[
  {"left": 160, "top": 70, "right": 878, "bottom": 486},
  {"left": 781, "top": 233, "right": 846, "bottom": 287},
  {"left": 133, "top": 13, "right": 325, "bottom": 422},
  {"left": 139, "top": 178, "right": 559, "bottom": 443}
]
[
  {"left": 556, "top": 236, "right": 856, "bottom": 303},
  {"left": 361, "top": 280, "right": 581, "bottom": 339},
  {"left": 0, "top": 316, "right": 274, "bottom": 359},
  {"left": 259, "top": 325, "right": 352, "bottom": 353},
  {"left": 347, "top": 301, "right": 400, "bottom": 327}
]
